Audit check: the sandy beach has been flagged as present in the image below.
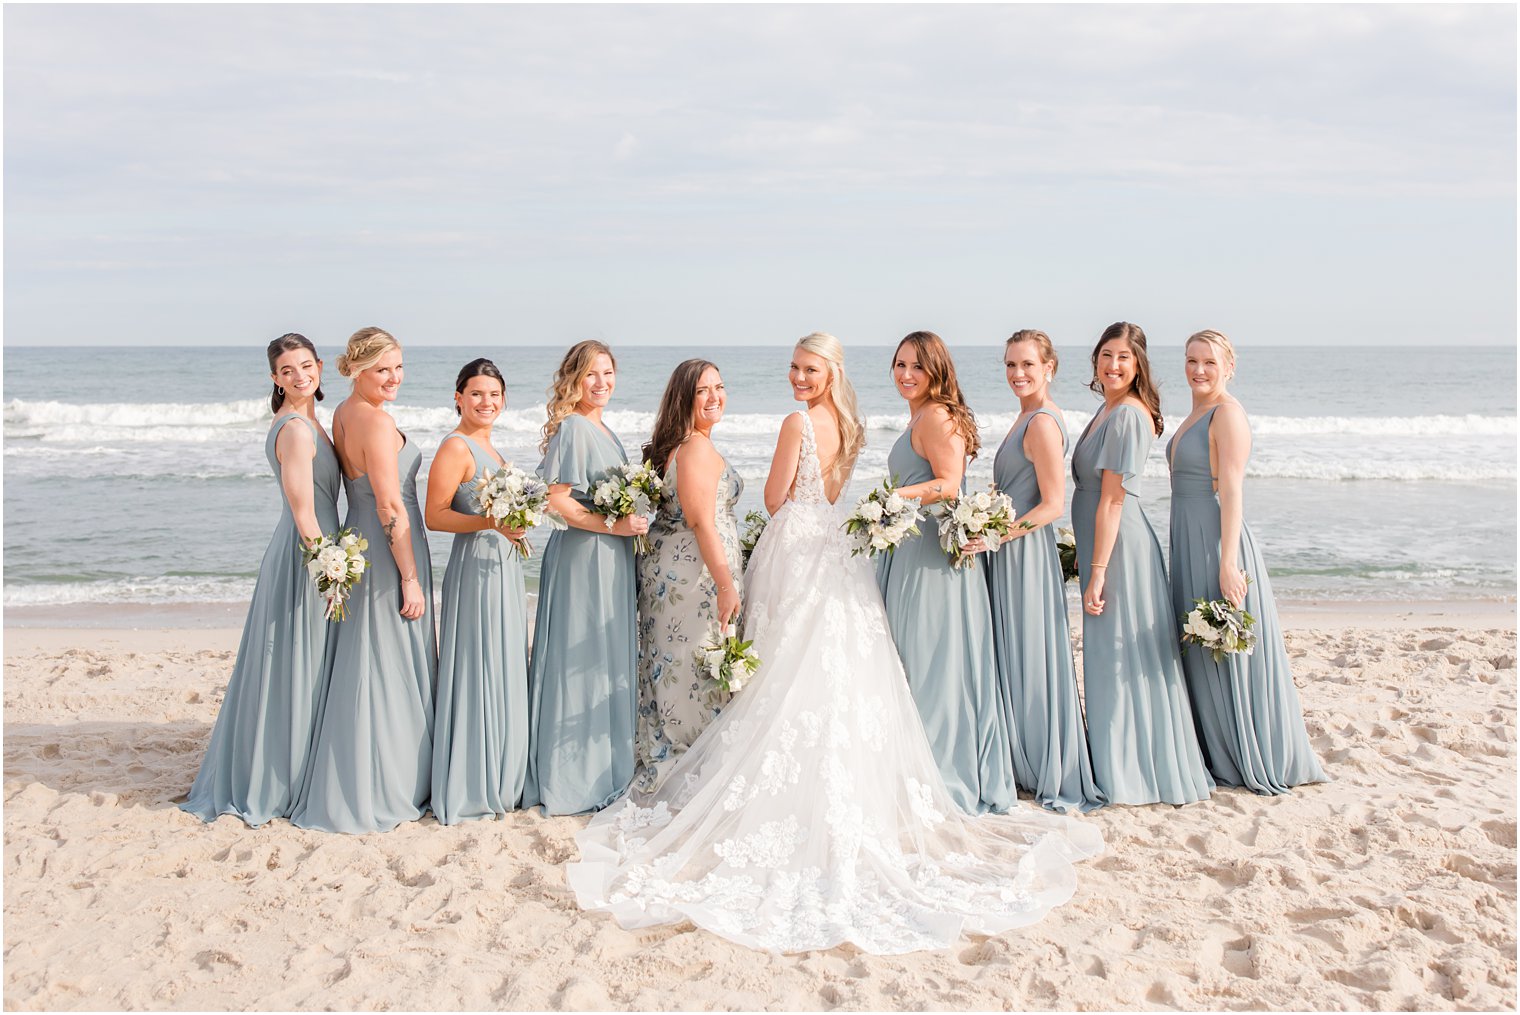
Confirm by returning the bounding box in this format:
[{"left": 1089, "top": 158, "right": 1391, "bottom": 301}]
[{"left": 4, "top": 604, "right": 1515, "bottom": 1011}]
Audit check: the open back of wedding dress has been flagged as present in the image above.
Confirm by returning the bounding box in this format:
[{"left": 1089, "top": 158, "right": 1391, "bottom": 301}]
[{"left": 568, "top": 411, "right": 1104, "bottom": 954}]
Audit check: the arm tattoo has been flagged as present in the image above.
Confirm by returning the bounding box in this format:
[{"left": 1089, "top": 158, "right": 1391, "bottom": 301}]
[{"left": 383, "top": 517, "right": 399, "bottom": 544}]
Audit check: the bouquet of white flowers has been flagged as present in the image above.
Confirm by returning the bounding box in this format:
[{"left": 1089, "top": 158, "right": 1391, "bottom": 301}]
[
  {"left": 932, "top": 485, "right": 1020, "bottom": 570},
  {"left": 1180, "top": 580, "right": 1258, "bottom": 662},
  {"left": 303, "top": 528, "right": 368, "bottom": 621},
  {"left": 842, "top": 479, "right": 923, "bottom": 558},
  {"left": 739, "top": 510, "right": 768, "bottom": 567},
  {"left": 1056, "top": 526, "right": 1079, "bottom": 583},
  {"left": 694, "top": 622, "right": 761, "bottom": 702},
  {"left": 590, "top": 460, "right": 665, "bottom": 553},
  {"left": 472, "top": 463, "right": 566, "bottom": 559}
]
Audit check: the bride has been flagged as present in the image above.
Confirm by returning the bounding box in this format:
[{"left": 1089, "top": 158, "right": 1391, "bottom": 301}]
[{"left": 568, "top": 333, "right": 1104, "bottom": 955}]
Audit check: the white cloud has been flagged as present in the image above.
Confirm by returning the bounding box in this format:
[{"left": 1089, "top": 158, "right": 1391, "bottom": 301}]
[{"left": 2, "top": 4, "right": 1513, "bottom": 345}]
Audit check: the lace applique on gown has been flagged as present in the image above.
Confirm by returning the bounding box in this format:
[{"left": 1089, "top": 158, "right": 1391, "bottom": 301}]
[{"left": 567, "top": 411, "right": 1104, "bottom": 954}]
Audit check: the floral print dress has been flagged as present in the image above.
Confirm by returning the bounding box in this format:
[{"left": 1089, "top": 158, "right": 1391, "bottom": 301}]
[{"left": 633, "top": 450, "right": 744, "bottom": 796}]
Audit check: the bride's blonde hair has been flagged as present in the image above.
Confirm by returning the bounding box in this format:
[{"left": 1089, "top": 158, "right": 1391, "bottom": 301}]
[{"left": 796, "top": 332, "right": 865, "bottom": 485}]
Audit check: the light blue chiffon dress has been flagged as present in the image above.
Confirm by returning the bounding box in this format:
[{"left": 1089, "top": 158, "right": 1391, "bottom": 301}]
[
  {"left": 430, "top": 434, "right": 531, "bottom": 823},
  {"left": 524, "top": 414, "right": 639, "bottom": 815},
  {"left": 985, "top": 410, "right": 1106, "bottom": 814},
  {"left": 181, "top": 415, "right": 341, "bottom": 827},
  {"left": 290, "top": 433, "right": 438, "bottom": 833},
  {"left": 876, "top": 426, "right": 1015, "bottom": 815},
  {"left": 633, "top": 452, "right": 745, "bottom": 796},
  {"left": 1167, "top": 405, "right": 1328, "bottom": 795},
  {"left": 1071, "top": 404, "right": 1213, "bottom": 806}
]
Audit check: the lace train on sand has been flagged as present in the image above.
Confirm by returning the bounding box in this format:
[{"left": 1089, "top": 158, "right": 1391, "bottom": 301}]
[{"left": 567, "top": 412, "right": 1103, "bottom": 954}]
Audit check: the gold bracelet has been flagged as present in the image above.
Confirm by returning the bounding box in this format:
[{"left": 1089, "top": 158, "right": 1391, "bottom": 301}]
[{"left": 1090, "top": 563, "right": 1108, "bottom": 569}]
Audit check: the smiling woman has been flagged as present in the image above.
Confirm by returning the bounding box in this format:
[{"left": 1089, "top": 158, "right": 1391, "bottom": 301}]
[
  {"left": 425, "top": 358, "right": 534, "bottom": 823},
  {"left": 179, "top": 333, "right": 341, "bottom": 828},
  {"left": 876, "top": 330, "right": 1015, "bottom": 816},
  {"left": 1070, "top": 321, "right": 1213, "bottom": 806},
  {"left": 290, "top": 326, "right": 440, "bottom": 834},
  {"left": 523, "top": 341, "right": 649, "bottom": 816},
  {"left": 631, "top": 358, "right": 745, "bottom": 795}
]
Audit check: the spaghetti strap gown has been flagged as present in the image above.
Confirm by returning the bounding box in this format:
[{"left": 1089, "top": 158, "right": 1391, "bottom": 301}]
[
  {"left": 181, "top": 414, "right": 341, "bottom": 827},
  {"left": 1070, "top": 404, "right": 1213, "bottom": 806},
  {"left": 523, "top": 413, "right": 640, "bottom": 815},
  {"left": 1167, "top": 406, "right": 1328, "bottom": 794},
  {"left": 633, "top": 451, "right": 745, "bottom": 797},
  {"left": 431, "top": 434, "right": 531, "bottom": 823},
  {"left": 290, "top": 432, "right": 438, "bottom": 833},
  {"left": 876, "top": 426, "right": 1015, "bottom": 815},
  {"left": 985, "top": 409, "right": 1105, "bottom": 814}
]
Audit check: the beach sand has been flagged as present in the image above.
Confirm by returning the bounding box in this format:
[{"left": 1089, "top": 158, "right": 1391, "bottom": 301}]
[{"left": 4, "top": 605, "right": 1515, "bottom": 1011}]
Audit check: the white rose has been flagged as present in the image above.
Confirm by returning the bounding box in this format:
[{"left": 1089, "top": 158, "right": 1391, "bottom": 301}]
[
  {"left": 859, "top": 500, "right": 884, "bottom": 523},
  {"left": 306, "top": 559, "right": 323, "bottom": 579},
  {"left": 952, "top": 501, "right": 975, "bottom": 525},
  {"left": 973, "top": 491, "right": 992, "bottom": 510},
  {"left": 884, "top": 493, "right": 905, "bottom": 514},
  {"left": 870, "top": 534, "right": 889, "bottom": 551}
]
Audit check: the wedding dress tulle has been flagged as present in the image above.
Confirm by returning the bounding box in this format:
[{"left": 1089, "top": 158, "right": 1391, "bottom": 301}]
[{"left": 567, "top": 412, "right": 1104, "bottom": 954}]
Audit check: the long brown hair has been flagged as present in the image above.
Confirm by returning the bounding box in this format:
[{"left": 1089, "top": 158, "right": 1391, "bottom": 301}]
[
  {"left": 1089, "top": 321, "right": 1164, "bottom": 436},
  {"left": 894, "top": 331, "right": 980, "bottom": 460},
  {"left": 266, "top": 333, "right": 324, "bottom": 413},
  {"left": 643, "top": 358, "right": 719, "bottom": 473},
  {"left": 541, "top": 340, "right": 616, "bottom": 453}
]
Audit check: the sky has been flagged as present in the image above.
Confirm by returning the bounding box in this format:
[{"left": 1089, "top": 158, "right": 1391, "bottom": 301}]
[{"left": 4, "top": 4, "right": 1516, "bottom": 348}]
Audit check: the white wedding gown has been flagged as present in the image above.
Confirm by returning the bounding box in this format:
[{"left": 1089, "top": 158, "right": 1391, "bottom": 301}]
[{"left": 568, "top": 412, "right": 1104, "bottom": 954}]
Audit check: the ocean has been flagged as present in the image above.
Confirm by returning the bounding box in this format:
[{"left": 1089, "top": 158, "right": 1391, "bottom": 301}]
[{"left": 3, "top": 343, "right": 1514, "bottom": 623}]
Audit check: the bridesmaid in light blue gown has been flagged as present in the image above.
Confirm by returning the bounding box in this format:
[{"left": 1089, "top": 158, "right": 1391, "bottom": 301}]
[
  {"left": 291, "top": 327, "right": 438, "bottom": 834},
  {"left": 877, "top": 331, "right": 1014, "bottom": 816},
  {"left": 977, "top": 331, "right": 1105, "bottom": 814},
  {"left": 425, "top": 358, "right": 532, "bottom": 823},
  {"left": 524, "top": 341, "right": 649, "bottom": 815},
  {"left": 633, "top": 359, "right": 745, "bottom": 796},
  {"left": 1168, "top": 330, "right": 1327, "bottom": 795},
  {"left": 182, "top": 334, "right": 339, "bottom": 827},
  {"left": 1072, "top": 322, "right": 1212, "bottom": 806}
]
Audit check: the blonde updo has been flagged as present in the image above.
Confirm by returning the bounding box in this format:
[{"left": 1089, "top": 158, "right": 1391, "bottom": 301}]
[
  {"left": 1006, "top": 329, "right": 1059, "bottom": 377},
  {"left": 336, "top": 327, "right": 400, "bottom": 377},
  {"left": 1187, "top": 329, "right": 1237, "bottom": 373}
]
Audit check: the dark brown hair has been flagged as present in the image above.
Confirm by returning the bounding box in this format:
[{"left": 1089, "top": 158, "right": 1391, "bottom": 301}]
[
  {"left": 893, "top": 331, "right": 980, "bottom": 459},
  {"left": 453, "top": 358, "right": 506, "bottom": 415},
  {"left": 1089, "top": 321, "right": 1164, "bottom": 436},
  {"left": 643, "top": 358, "right": 720, "bottom": 472},
  {"left": 266, "top": 333, "right": 324, "bottom": 413}
]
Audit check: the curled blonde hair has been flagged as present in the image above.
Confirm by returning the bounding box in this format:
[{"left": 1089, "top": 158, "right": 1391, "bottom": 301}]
[
  {"left": 541, "top": 340, "right": 616, "bottom": 452},
  {"left": 336, "top": 327, "right": 400, "bottom": 377},
  {"left": 796, "top": 332, "right": 866, "bottom": 485},
  {"left": 1187, "top": 329, "right": 1237, "bottom": 375}
]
